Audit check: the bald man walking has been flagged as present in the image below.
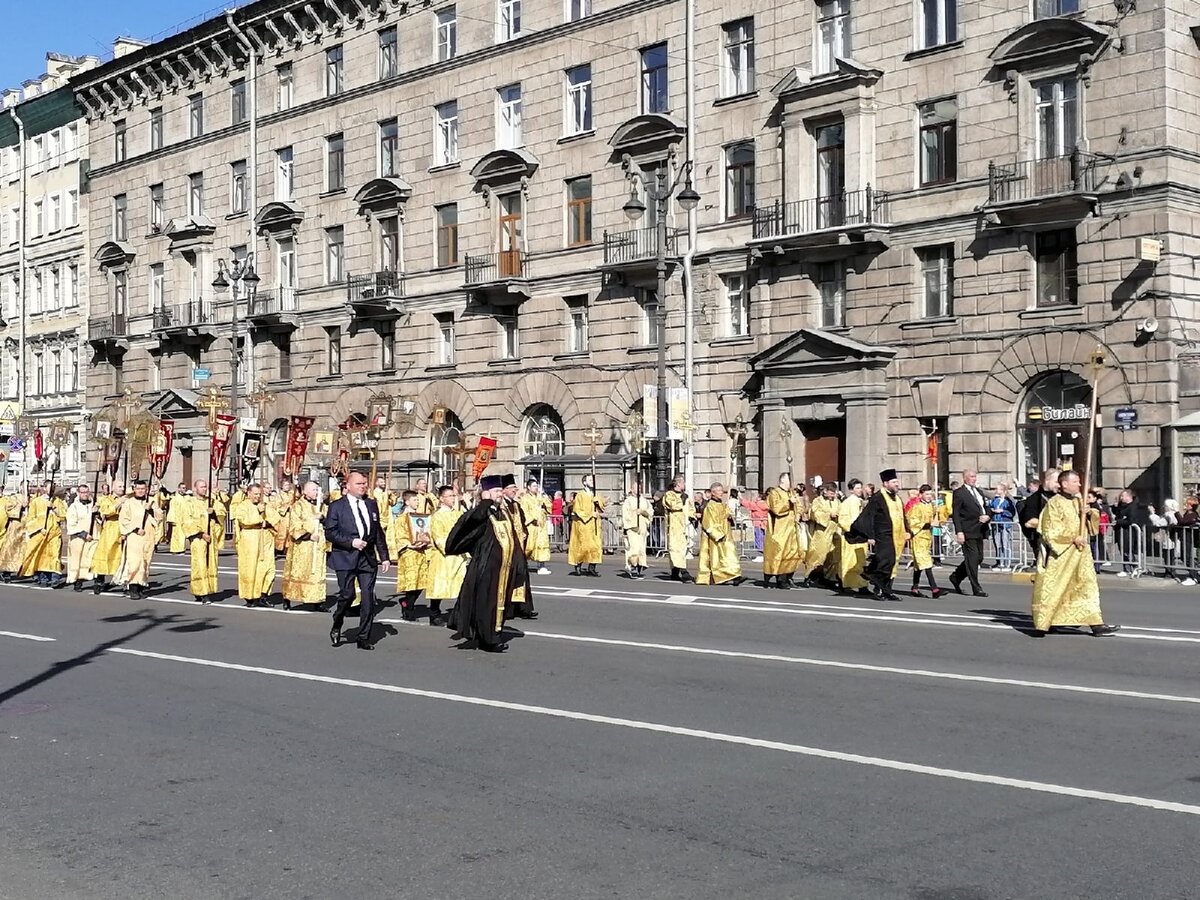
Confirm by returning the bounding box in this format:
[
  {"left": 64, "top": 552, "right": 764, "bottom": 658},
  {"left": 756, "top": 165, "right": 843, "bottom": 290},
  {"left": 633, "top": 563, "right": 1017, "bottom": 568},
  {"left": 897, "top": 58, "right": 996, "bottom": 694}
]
[{"left": 951, "top": 469, "right": 990, "bottom": 597}]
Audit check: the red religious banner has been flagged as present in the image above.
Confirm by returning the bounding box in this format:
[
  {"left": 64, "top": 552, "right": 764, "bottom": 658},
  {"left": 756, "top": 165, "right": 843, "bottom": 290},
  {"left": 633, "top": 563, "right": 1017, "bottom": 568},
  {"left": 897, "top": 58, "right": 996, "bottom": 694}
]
[
  {"left": 211, "top": 414, "right": 238, "bottom": 471},
  {"left": 283, "top": 415, "right": 316, "bottom": 477},
  {"left": 472, "top": 436, "right": 498, "bottom": 481},
  {"left": 102, "top": 435, "right": 124, "bottom": 476},
  {"left": 926, "top": 433, "right": 939, "bottom": 463},
  {"left": 33, "top": 428, "right": 44, "bottom": 462},
  {"left": 150, "top": 419, "right": 175, "bottom": 479}
]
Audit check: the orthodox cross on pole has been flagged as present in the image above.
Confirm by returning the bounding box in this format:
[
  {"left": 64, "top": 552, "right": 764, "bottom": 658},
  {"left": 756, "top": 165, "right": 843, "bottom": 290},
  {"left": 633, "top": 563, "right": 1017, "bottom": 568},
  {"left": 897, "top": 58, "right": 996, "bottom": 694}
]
[
  {"left": 248, "top": 380, "right": 276, "bottom": 431},
  {"left": 584, "top": 419, "right": 603, "bottom": 484},
  {"left": 728, "top": 415, "right": 747, "bottom": 484},
  {"left": 197, "top": 386, "right": 231, "bottom": 434},
  {"left": 780, "top": 419, "right": 794, "bottom": 468},
  {"left": 114, "top": 387, "right": 143, "bottom": 431}
]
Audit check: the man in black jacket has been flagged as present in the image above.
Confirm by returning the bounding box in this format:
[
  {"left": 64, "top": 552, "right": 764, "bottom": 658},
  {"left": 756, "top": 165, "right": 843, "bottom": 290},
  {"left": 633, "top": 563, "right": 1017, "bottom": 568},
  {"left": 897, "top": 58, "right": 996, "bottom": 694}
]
[
  {"left": 950, "top": 469, "right": 990, "bottom": 597},
  {"left": 847, "top": 468, "right": 908, "bottom": 602},
  {"left": 1112, "top": 488, "right": 1150, "bottom": 576},
  {"left": 1018, "top": 468, "right": 1058, "bottom": 557}
]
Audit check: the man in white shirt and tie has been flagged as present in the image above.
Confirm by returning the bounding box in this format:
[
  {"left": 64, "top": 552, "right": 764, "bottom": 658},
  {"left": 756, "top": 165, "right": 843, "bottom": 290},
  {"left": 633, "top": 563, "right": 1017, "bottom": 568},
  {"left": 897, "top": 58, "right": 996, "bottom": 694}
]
[
  {"left": 326, "top": 472, "right": 392, "bottom": 650},
  {"left": 951, "top": 469, "right": 991, "bottom": 597}
]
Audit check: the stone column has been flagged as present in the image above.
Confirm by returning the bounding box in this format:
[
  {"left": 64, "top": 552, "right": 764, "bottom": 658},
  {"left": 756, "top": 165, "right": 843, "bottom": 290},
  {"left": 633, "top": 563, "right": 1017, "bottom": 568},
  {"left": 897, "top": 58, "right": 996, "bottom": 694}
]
[
  {"left": 758, "top": 400, "right": 792, "bottom": 486},
  {"left": 844, "top": 396, "right": 888, "bottom": 483}
]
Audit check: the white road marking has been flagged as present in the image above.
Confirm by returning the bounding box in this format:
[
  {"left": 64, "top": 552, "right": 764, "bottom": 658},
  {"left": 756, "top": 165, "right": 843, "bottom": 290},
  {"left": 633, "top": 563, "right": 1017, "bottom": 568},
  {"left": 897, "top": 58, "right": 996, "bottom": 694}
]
[
  {"left": 108, "top": 646, "right": 1200, "bottom": 818},
  {"left": 0, "top": 630, "right": 55, "bottom": 642}
]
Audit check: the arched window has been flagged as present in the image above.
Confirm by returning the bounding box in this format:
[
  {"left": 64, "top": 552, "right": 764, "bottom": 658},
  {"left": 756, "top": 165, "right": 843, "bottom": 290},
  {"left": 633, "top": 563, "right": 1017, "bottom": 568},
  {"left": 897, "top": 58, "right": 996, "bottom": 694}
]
[
  {"left": 430, "top": 411, "right": 465, "bottom": 481},
  {"left": 521, "top": 405, "right": 565, "bottom": 457},
  {"left": 1018, "top": 371, "right": 1099, "bottom": 486}
]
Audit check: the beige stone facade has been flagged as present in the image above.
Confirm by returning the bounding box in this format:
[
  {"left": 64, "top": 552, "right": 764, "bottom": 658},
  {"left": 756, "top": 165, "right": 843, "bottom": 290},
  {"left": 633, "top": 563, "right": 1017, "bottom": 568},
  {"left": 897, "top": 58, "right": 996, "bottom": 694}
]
[{"left": 70, "top": 0, "right": 1200, "bottom": 499}]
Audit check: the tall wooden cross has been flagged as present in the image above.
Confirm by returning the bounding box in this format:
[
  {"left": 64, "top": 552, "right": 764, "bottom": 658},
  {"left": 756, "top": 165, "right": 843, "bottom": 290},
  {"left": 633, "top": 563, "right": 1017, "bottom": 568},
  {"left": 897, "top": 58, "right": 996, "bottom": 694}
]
[
  {"left": 197, "top": 386, "right": 230, "bottom": 434},
  {"left": 248, "top": 380, "right": 276, "bottom": 430},
  {"left": 115, "top": 387, "right": 143, "bottom": 430}
]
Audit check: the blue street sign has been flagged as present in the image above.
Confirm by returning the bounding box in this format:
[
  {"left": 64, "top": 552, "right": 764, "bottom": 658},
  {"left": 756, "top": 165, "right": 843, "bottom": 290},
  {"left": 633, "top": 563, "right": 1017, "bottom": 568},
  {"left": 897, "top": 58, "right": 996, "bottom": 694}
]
[
  {"left": 193, "top": 368, "right": 212, "bottom": 381},
  {"left": 1114, "top": 407, "right": 1138, "bottom": 431}
]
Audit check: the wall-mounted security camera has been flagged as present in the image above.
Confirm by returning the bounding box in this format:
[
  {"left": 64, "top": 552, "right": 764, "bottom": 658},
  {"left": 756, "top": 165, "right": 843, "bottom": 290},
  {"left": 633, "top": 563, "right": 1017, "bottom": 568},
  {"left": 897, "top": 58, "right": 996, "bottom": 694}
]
[{"left": 1137, "top": 317, "right": 1160, "bottom": 336}]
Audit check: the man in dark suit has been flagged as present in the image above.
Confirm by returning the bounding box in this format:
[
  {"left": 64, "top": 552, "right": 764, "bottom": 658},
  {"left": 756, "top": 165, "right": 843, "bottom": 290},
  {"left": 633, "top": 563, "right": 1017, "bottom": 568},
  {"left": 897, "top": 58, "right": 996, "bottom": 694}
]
[
  {"left": 951, "top": 469, "right": 990, "bottom": 597},
  {"left": 325, "top": 471, "right": 391, "bottom": 650}
]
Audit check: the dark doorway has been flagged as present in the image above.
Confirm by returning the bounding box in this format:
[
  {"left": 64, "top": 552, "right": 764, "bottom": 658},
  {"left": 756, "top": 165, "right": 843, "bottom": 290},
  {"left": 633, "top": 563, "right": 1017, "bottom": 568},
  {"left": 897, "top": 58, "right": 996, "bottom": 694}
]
[
  {"left": 802, "top": 419, "right": 845, "bottom": 486},
  {"left": 181, "top": 450, "right": 193, "bottom": 487}
]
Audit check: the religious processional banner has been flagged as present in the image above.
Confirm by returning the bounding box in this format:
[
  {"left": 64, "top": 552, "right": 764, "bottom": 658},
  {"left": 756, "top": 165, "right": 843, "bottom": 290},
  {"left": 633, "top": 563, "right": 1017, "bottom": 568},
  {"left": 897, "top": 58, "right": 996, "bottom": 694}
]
[
  {"left": 102, "top": 434, "right": 124, "bottom": 477},
  {"left": 33, "top": 428, "right": 43, "bottom": 465},
  {"left": 210, "top": 414, "right": 238, "bottom": 471},
  {"left": 283, "top": 416, "right": 316, "bottom": 477},
  {"left": 472, "top": 436, "right": 497, "bottom": 481},
  {"left": 150, "top": 420, "right": 175, "bottom": 479},
  {"left": 239, "top": 432, "right": 263, "bottom": 483}
]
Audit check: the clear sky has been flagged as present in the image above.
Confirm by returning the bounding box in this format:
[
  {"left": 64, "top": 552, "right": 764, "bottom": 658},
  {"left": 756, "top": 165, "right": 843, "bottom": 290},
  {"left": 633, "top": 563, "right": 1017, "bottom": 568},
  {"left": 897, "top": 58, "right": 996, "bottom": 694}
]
[{"left": 2, "top": 0, "right": 233, "bottom": 92}]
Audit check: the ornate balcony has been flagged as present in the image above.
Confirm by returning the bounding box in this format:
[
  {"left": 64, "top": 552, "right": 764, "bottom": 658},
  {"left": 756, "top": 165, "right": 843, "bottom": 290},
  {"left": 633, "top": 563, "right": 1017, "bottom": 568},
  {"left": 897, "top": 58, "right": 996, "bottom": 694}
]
[
  {"left": 751, "top": 188, "right": 892, "bottom": 260},
  {"left": 346, "top": 271, "right": 405, "bottom": 320},
  {"left": 246, "top": 288, "right": 300, "bottom": 332},
  {"left": 87, "top": 313, "right": 130, "bottom": 354},
  {"left": 600, "top": 226, "right": 682, "bottom": 287},
  {"left": 464, "top": 252, "right": 529, "bottom": 305},
  {"left": 152, "top": 299, "right": 219, "bottom": 344},
  {"left": 983, "top": 151, "right": 1099, "bottom": 229}
]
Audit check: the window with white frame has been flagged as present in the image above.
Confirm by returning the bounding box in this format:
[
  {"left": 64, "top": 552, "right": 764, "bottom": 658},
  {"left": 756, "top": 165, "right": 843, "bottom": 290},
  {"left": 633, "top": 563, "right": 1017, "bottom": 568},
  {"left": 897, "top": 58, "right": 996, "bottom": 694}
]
[
  {"left": 326, "top": 45, "right": 345, "bottom": 96},
  {"left": 641, "top": 43, "right": 669, "bottom": 114},
  {"left": 380, "top": 118, "right": 399, "bottom": 176},
  {"left": 33, "top": 198, "right": 43, "bottom": 236},
  {"left": 918, "top": 245, "right": 954, "bottom": 318},
  {"left": 325, "top": 226, "right": 345, "bottom": 283},
  {"left": 817, "top": 262, "right": 845, "bottom": 328},
  {"left": 564, "top": 65, "right": 592, "bottom": 136},
  {"left": 113, "top": 195, "right": 127, "bottom": 241},
  {"left": 48, "top": 266, "right": 60, "bottom": 309},
  {"left": 188, "top": 173, "right": 204, "bottom": 217},
  {"left": 188, "top": 93, "right": 204, "bottom": 137},
  {"left": 327, "top": 327, "right": 342, "bottom": 376},
  {"left": 66, "top": 190, "right": 78, "bottom": 227},
  {"left": 277, "top": 63, "right": 294, "bottom": 111},
  {"left": 725, "top": 142, "right": 755, "bottom": 219},
  {"left": 326, "top": 133, "right": 345, "bottom": 191},
  {"left": 379, "top": 215, "right": 400, "bottom": 271},
  {"left": 67, "top": 264, "right": 78, "bottom": 306},
  {"left": 379, "top": 26, "right": 399, "bottom": 79},
  {"left": 566, "top": 295, "right": 589, "bottom": 352},
  {"left": 150, "top": 184, "right": 164, "bottom": 232},
  {"left": 436, "top": 6, "right": 457, "bottom": 61},
  {"left": 436, "top": 312, "right": 456, "bottom": 364},
  {"left": 815, "top": 0, "right": 851, "bottom": 75},
  {"left": 114, "top": 120, "right": 127, "bottom": 162},
  {"left": 722, "top": 19, "right": 755, "bottom": 97},
  {"left": 637, "top": 289, "right": 661, "bottom": 346},
  {"left": 47, "top": 130, "right": 60, "bottom": 166},
  {"left": 33, "top": 352, "right": 43, "bottom": 395},
  {"left": 1035, "top": 229, "right": 1078, "bottom": 308},
  {"left": 498, "top": 0, "right": 522, "bottom": 41},
  {"left": 919, "top": 0, "right": 956, "bottom": 49},
  {"left": 149, "top": 107, "right": 164, "bottom": 150},
  {"left": 150, "top": 263, "right": 165, "bottom": 312},
  {"left": 566, "top": 176, "right": 592, "bottom": 246},
  {"left": 51, "top": 348, "right": 62, "bottom": 393},
  {"left": 231, "top": 160, "right": 248, "bottom": 214},
  {"left": 31, "top": 136, "right": 43, "bottom": 173},
  {"left": 1035, "top": 76, "right": 1079, "bottom": 159},
  {"left": 498, "top": 312, "right": 519, "bottom": 359},
  {"left": 231, "top": 79, "right": 247, "bottom": 125},
  {"left": 436, "top": 203, "right": 459, "bottom": 266},
  {"left": 566, "top": 0, "right": 590, "bottom": 21},
  {"left": 918, "top": 98, "right": 958, "bottom": 186},
  {"left": 277, "top": 147, "right": 294, "bottom": 200},
  {"left": 497, "top": 84, "right": 523, "bottom": 149},
  {"left": 723, "top": 273, "right": 750, "bottom": 336},
  {"left": 65, "top": 123, "right": 78, "bottom": 160},
  {"left": 31, "top": 270, "right": 43, "bottom": 314},
  {"left": 1035, "top": 0, "right": 1078, "bottom": 19},
  {"left": 435, "top": 101, "right": 459, "bottom": 165},
  {"left": 48, "top": 193, "right": 62, "bottom": 232}
]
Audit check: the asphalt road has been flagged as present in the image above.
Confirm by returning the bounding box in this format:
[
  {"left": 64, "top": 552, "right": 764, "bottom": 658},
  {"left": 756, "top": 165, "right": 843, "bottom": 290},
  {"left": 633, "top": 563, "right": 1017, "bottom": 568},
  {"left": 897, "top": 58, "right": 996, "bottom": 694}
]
[{"left": 2, "top": 552, "right": 1199, "bottom": 900}]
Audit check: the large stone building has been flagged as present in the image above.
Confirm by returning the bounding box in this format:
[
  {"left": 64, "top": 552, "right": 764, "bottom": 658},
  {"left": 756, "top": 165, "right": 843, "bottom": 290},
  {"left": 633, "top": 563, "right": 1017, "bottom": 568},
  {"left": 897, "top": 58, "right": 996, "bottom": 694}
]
[
  {"left": 68, "top": 0, "right": 1200, "bottom": 499},
  {"left": 0, "top": 53, "right": 99, "bottom": 487}
]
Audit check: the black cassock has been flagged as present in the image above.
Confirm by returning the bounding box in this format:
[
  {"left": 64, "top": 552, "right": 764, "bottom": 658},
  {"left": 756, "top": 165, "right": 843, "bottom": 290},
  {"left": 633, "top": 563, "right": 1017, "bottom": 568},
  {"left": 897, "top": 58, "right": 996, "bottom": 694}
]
[
  {"left": 847, "top": 490, "right": 903, "bottom": 591},
  {"left": 1017, "top": 489, "right": 1055, "bottom": 552},
  {"left": 501, "top": 498, "right": 535, "bottom": 619},
  {"left": 445, "top": 499, "right": 519, "bottom": 648}
]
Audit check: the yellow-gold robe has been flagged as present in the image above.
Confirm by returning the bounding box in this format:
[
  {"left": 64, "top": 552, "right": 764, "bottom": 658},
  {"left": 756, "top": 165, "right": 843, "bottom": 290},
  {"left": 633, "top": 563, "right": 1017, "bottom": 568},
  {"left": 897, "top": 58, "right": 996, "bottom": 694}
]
[
  {"left": 166, "top": 493, "right": 189, "bottom": 554},
  {"left": 271, "top": 489, "right": 297, "bottom": 553},
  {"left": 394, "top": 512, "right": 430, "bottom": 593},
  {"left": 90, "top": 495, "right": 125, "bottom": 577},
  {"left": 804, "top": 497, "right": 839, "bottom": 578},
  {"left": 906, "top": 501, "right": 937, "bottom": 571},
  {"left": 661, "top": 489, "right": 694, "bottom": 569},
  {"left": 1032, "top": 494, "right": 1104, "bottom": 631},
  {"left": 697, "top": 499, "right": 741, "bottom": 585},
  {"left": 763, "top": 487, "right": 803, "bottom": 576},
  {"left": 0, "top": 495, "right": 27, "bottom": 574},
  {"left": 232, "top": 501, "right": 280, "bottom": 600},
  {"left": 117, "top": 497, "right": 157, "bottom": 586},
  {"left": 621, "top": 495, "right": 652, "bottom": 568},
  {"left": 181, "top": 495, "right": 226, "bottom": 598},
  {"left": 20, "top": 495, "right": 65, "bottom": 577},
  {"left": 836, "top": 495, "right": 868, "bottom": 589},
  {"left": 568, "top": 489, "right": 604, "bottom": 565},
  {"left": 65, "top": 499, "right": 100, "bottom": 583},
  {"left": 282, "top": 497, "right": 327, "bottom": 605},
  {"left": 426, "top": 506, "right": 467, "bottom": 601},
  {"left": 519, "top": 493, "right": 551, "bottom": 563}
]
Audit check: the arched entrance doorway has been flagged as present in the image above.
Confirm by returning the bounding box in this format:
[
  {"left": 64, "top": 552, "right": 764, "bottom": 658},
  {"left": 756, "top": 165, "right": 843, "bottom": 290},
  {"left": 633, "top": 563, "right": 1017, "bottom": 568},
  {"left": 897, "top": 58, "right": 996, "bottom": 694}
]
[
  {"left": 429, "top": 410, "right": 466, "bottom": 485},
  {"left": 1018, "top": 371, "right": 1099, "bottom": 485},
  {"left": 520, "top": 404, "right": 566, "bottom": 496}
]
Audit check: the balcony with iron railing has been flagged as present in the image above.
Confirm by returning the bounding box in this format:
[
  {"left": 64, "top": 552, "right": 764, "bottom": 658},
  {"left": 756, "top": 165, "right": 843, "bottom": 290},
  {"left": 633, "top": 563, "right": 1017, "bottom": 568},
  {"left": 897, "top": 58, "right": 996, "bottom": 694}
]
[
  {"left": 984, "top": 151, "right": 1099, "bottom": 227},
  {"left": 752, "top": 188, "right": 892, "bottom": 242},
  {"left": 464, "top": 251, "right": 527, "bottom": 285},
  {"left": 347, "top": 270, "right": 404, "bottom": 301},
  {"left": 602, "top": 226, "right": 682, "bottom": 267},
  {"left": 246, "top": 287, "right": 300, "bottom": 331},
  {"left": 152, "top": 298, "right": 219, "bottom": 340},
  {"left": 87, "top": 312, "right": 130, "bottom": 346}
]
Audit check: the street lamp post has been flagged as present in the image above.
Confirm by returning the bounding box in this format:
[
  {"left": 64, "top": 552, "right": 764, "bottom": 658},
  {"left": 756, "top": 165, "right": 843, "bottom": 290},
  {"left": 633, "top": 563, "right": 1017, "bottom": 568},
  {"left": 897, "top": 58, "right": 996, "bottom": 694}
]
[
  {"left": 620, "top": 156, "right": 700, "bottom": 494},
  {"left": 211, "top": 255, "right": 260, "bottom": 494}
]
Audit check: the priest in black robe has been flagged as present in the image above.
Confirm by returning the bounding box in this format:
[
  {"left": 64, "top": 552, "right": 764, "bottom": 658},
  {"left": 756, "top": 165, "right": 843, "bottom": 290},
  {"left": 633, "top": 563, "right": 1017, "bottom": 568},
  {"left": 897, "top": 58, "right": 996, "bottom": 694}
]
[
  {"left": 1018, "top": 468, "right": 1059, "bottom": 555},
  {"left": 500, "top": 474, "right": 537, "bottom": 620},
  {"left": 846, "top": 468, "right": 908, "bottom": 602},
  {"left": 445, "top": 475, "right": 519, "bottom": 653}
]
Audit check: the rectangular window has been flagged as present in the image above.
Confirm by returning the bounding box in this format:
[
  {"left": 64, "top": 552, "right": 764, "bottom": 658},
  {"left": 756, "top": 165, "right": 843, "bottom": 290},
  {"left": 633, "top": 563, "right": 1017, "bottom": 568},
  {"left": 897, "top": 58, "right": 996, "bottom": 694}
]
[
  {"left": 638, "top": 290, "right": 661, "bottom": 346},
  {"left": 66, "top": 124, "right": 79, "bottom": 159},
  {"left": 66, "top": 190, "right": 78, "bottom": 227},
  {"left": 380, "top": 321, "right": 396, "bottom": 370},
  {"left": 327, "top": 327, "right": 343, "bottom": 376},
  {"left": 150, "top": 263, "right": 165, "bottom": 312},
  {"left": 326, "top": 133, "right": 345, "bottom": 192},
  {"left": 1035, "top": 0, "right": 1078, "bottom": 19},
  {"left": 33, "top": 198, "right": 43, "bottom": 236},
  {"left": 918, "top": 98, "right": 958, "bottom": 186},
  {"left": 149, "top": 107, "right": 164, "bottom": 150},
  {"left": 436, "top": 203, "right": 459, "bottom": 267},
  {"left": 150, "top": 184, "right": 164, "bottom": 232},
  {"left": 566, "top": 176, "right": 592, "bottom": 246},
  {"left": 498, "top": 0, "right": 522, "bottom": 41},
  {"left": 188, "top": 173, "right": 204, "bottom": 217},
  {"left": 641, "top": 43, "right": 669, "bottom": 114},
  {"left": 379, "top": 215, "right": 400, "bottom": 271},
  {"left": 325, "top": 226, "right": 345, "bottom": 283},
  {"left": 31, "top": 270, "right": 43, "bottom": 314},
  {"left": 49, "top": 194, "right": 62, "bottom": 232},
  {"left": 566, "top": 0, "right": 590, "bottom": 21},
  {"left": 277, "top": 63, "right": 294, "bottom": 111},
  {"left": 379, "top": 26, "right": 398, "bottom": 79},
  {"left": 377, "top": 118, "right": 399, "bottom": 177},
  {"left": 816, "top": 0, "right": 851, "bottom": 75},
  {"left": 497, "top": 84, "right": 523, "bottom": 149},
  {"left": 278, "top": 335, "right": 292, "bottom": 381},
  {"left": 919, "top": 0, "right": 956, "bottom": 48},
  {"left": 33, "top": 353, "right": 44, "bottom": 396},
  {"left": 231, "top": 79, "right": 247, "bottom": 125},
  {"left": 113, "top": 195, "right": 127, "bottom": 241},
  {"left": 817, "top": 262, "right": 845, "bottom": 328},
  {"left": 231, "top": 160, "right": 248, "bottom": 214},
  {"left": 435, "top": 101, "right": 459, "bottom": 165},
  {"left": 67, "top": 264, "right": 78, "bottom": 306},
  {"left": 114, "top": 120, "right": 127, "bottom": 162},
  {"left": 326, "top": 45, "right": 345, "bottom": 97},
  {"left": 31, "top": 136, "right": 43, "bottom": 173},
  {"left": 47, "top": 130, "right": 60, "bottom": 166},
  {"left": 498, "top": 313, "right": 519, "bottom": 359},
  {"left": 436, "top": 313, "right": 456, "bottom": 365},
  {"left": 436, "top": 7, "right": 458, "bottom": 61},
  {"left": 1035, "top": 229, "right": 1078, "bottom": 308},
  {"left": 189, "top": 93, "right": 204, "bottom": 138},
  {"left": 724, "top": 273, "right": 750, "bottom": 336},
  {"left": 722, "top": 19, "right": 755, "bottom": 97},
  {"left": 725, "top": 142, "right": 755, "bottom": 219},
  {"left": 566, "top": 295, "right": 589, "bottom": 352},
  {"left": 113, "top": 269, "right": 128, "bottom": 316},
  {"left": 49, "top": 266, "right": 60, "bottom": 309},
  {"left": 1035, "top": 77, "right": 1079, "bottom": 159},
  {"left": 564, "top": 65, "right": 593, "bottom": 136},
  {"left": 918, "top": 245, "right": 954, "bottom": 318},
  {"left": 276, "top": 147, "right": 294, "bottom": 200}
]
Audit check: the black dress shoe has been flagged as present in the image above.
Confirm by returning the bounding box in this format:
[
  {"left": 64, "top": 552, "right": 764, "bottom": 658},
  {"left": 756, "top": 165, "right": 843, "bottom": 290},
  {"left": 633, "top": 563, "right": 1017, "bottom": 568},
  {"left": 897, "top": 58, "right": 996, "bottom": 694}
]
[
  {"left": 949, "top": 576, "right": 964, "bottom": 594},
  {"left": 329, "top": 627, "right": 341, "bottom": 648},
  {"left": 479, "top": 641, "right": 508, "bottom": 653},
  {"left": 429, "top": 614, "right": 447, "bottom": 627},
  {"left": 972, "top": 590, "right": 989, "bottom": 598},
  {"left": 356, "top": 641, "right": 374, "bottom": 651},
  {"left": 72, "top": 582, "right": 84, "bottom": 592},
  {"left": 1091, "top": 623, "right": 1121, "bottom": 636},
  {"left": 729, "top": 576, "right": 747, "bottom": 587},
  {"left": 518, "top": 610, "right": 539, "bottom": 619}
]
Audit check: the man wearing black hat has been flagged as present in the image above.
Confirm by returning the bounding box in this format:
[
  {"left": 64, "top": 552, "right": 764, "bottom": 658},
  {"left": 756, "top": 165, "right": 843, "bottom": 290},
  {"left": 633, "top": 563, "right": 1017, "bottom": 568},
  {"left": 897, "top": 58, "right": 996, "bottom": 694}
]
[
  {"left": 444, "top": 474, "right": 521, "bottom": 652},
  {"left": 848, "top": 468, "right": 909, "bottom": 602},
  {"left": 499, "top": 474, "right": 537, "bottom": 620}
]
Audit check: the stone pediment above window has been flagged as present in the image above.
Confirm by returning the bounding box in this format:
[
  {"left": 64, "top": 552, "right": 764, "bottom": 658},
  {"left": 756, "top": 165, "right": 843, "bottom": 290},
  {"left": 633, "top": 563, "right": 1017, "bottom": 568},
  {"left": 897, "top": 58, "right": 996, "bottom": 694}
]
[
  {"left": 353, "top": 177, "right": 413, "bottom": 220},
  {"left": 750, "top": 327, "right": 896, "bottom": 375},
  {"left": 470, "top": 149, "right": 539, "bottom": 190},
  {"left": 95, "top": 240, "right": 135, "bottom": 270},
  {"left": 771, "top": 59, "right": 883, "bottom": 103},
  {"left": 255, "top": 200, "right": 305, "bottom": 237},
  {"left": 164, "top": 214, "right": 216, "bottom": 253},
  {"left": 608, "top": 114, "right": 685, "bottom": 155},
  {"left": 146, "top": 387, "right": 201, "bottom": 417},
  {"left": 989, "top": 17, "right": 1108, "bottom": 72}
]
